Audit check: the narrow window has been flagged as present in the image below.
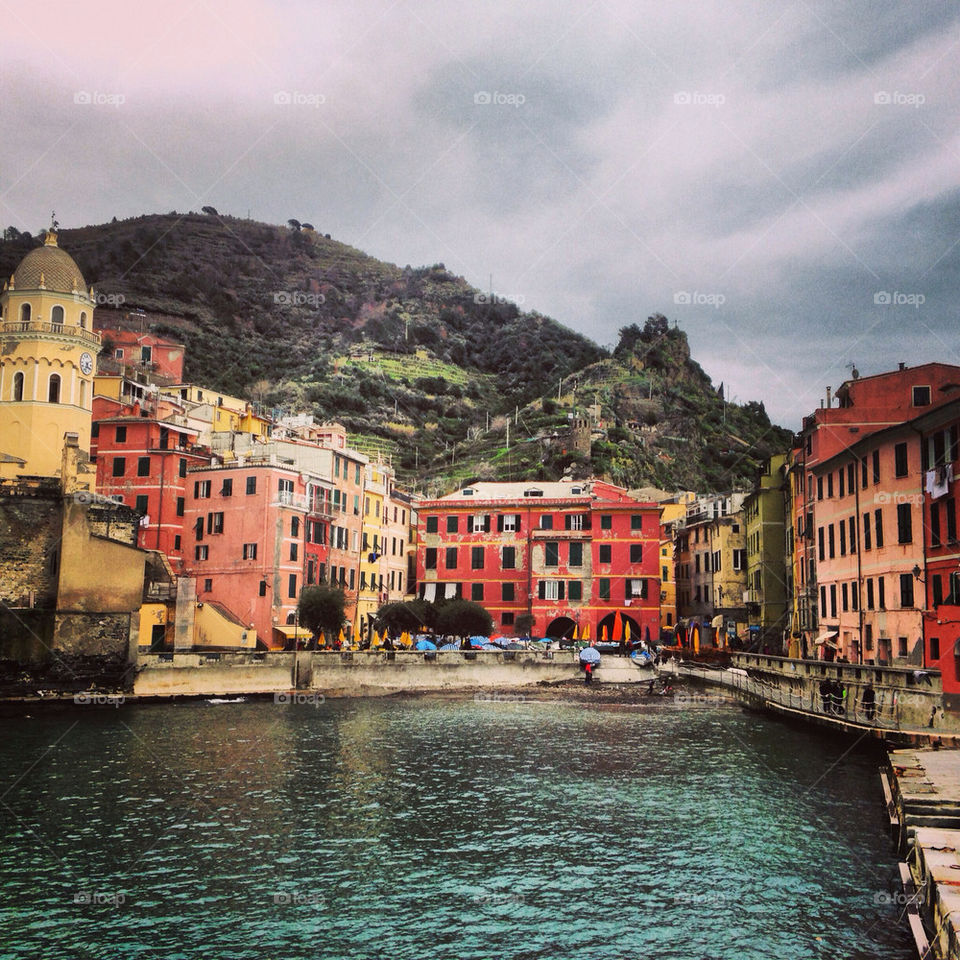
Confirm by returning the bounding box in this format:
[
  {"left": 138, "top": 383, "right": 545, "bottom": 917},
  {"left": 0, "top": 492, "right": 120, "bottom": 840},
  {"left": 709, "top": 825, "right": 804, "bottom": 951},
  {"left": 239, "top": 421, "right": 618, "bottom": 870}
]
[{"left": 47, "top": 374, "right": 61, "bottom": 404}]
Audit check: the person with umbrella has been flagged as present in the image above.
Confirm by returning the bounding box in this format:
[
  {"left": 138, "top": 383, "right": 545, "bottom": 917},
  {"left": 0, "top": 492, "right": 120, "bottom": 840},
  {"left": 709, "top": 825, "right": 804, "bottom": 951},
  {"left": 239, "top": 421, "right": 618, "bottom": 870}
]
[{"left": 579, "top": 645, "right": 601, "bottom": 684}]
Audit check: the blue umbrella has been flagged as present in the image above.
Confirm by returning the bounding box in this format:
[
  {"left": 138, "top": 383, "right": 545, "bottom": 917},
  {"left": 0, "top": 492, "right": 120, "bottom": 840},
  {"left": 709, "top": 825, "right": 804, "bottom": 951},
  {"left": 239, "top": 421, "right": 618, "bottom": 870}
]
[
  {"left": 415, "top": 639, "right": 437, "bottom": 651},
  {"left": 579, "top": 647, "right": 601, "bottom": 664},
  {"left": 480, "top": 643, "right": 500, "bottom": 651},
  {"left": 469, "top": 636, "right": 488, "bottom": 647},
  {"left": 439, "top": 642, "right": 460, "bottom": 651}
]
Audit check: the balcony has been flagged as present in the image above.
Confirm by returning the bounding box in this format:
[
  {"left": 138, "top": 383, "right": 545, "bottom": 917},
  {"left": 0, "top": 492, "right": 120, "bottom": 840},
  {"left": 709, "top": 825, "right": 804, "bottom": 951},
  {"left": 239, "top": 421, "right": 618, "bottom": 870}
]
[{"left": 0, "top": 320, "right": 101, "bottom": 345}]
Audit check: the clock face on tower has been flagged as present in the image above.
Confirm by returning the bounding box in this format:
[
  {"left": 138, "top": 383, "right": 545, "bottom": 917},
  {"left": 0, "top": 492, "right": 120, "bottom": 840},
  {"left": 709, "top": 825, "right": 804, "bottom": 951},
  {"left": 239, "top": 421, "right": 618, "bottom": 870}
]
[{"left": 79, "top": 352, "right": 93, "bottom": 376}]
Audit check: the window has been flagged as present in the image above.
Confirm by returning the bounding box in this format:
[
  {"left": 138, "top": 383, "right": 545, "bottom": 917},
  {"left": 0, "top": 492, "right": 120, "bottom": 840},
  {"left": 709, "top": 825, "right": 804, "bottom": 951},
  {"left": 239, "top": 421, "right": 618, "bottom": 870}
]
[
  {"left": 600, "top": 515, "right": 612, "bottom": 530},
  {"left": 733, "top": 549, "right": 745, "bottom": 571},
  {"left": 220, "top": 477, "right": 233, "bottom": 497},
  {"left": 502, "top": 583, "right": 515, "bottom": 602},
  {"left": 848, "top": 516, "right": 856, "bottom": 553},
  {"left": 895, "top": 442, "right": 908, "bottom": 478},
  {"left": 471, "top": 583, "right": 484, "bottom": 601},
  {"left": 112, "top": 456, "right": 125, "bottom": 477},
  {"left": 865, "top": 624, "right": 873, "bottom": 651},
  {"left": 539, "top": 580, "right": 562, "bottom": 601},
  {"left": 502, "top": 613, "right": 515, "bottom": 626},
  {"left": 565, "top": 514, "right": 586, "bottom": 531},
  {"left": 631, "top": 515, "right": 643, "bottom": 530},
  {"left": 44, "top": 373, "right": 61, "bottom": 403},
  {"left": 290, "top": 543, "right": 298, "bottom": 561},
  {"left": 19, "top": 303, "right": 30, "bottom": 323},
  {"left": 851, "top": 582, "right": 858, "bottom": 611},
  {"left": 499, "top": 514, "right": 518, "bottom": 532},
  {"left": 246, "top": 476, "right": 257, "bottom": 495},
  {"left": 829, "top": 584, "right": 837, "bottom": 618},
  {"left": 203, "top": 578, "right": 212, "bottom": 592},
  {"left": 878, "top": 577, "right": 886, "bottom": 609},
  {"left": 174, "top": 535, "right": 181, "bottom": 551},
  {"left": 820, "top": 586, "right": 827, "bottom": 617},
  {"left": 540, "top": 515, "right": 553, "bottom": 530},
  {"left": 827, "top": 474, "right": 834, "bottom": 499},
  {"left": 838, "top": 469, "right": 844, "bottom": 499},
  {"left": 243, "top": 543, "right": 257, "bottom": 559},
  {"left": 446, "top": 516, "right": 458, "bottom": 533},
  {"left": 137, "top": 456, "right": 150, "bottom": 477},
  {"left": 135, "top": 495, "right": 148, "bottom": 515},
  {"left": 502, "top": 546, "right": 516, "bottom": 570},
  {"left": 897, "top": 503, "right": 912, "bottom": 543},
  {"left": 195, "top": 545, "right": 208, "bottom": 561},
  {"left": 931, "top": 637, "right": 941, "bottom": 660},
  {"left": 828, "top": 524, "right": 835, "bottom": 559},
  {"left": 291, "top": 517, "right": 300, "bottom": 537},
  {"left": 866, "top": 578, "right": 874, "bottom": 610},
  {"left": 818, "top": 527, "right": 825, "bottom": 561},
  {"left": 425, "top": 548, "right": 437, "bottom": 570},
  {"left": 569, "top": 542, "right": 583, "bottom": 566},
  {"left": 627, "top": 578, "right": 648, "bottom": 600},
  {"left": 900, "top": 573, "right": 914, "bottom": 608},
  {"left": 471, "top": 546, "right": 485, "bottom": 570},
  {"left": 630, "top": 544, "right": 643, "bottom": 563},
  {"left": 445, "top": 547, "right": 457, "bottom": 569},
  {"left": 847, "top": 462, "right": 855, "bottom": 493},
  {"left": 839, "top": 522, "right": 846, "bottom": 557},
  {"left": 116, "top": 425, "right": 127, "bottom": 443},
  {"left": 947, "top": 499, "right": 957, "bottom": 543},
  {"left": 278, "top": 478, "right": 294, "bottom": 501},
  {"left": 207, "top": 512, "right": 224, "bottom": 534},
  {"left": 913, "top": 385, "right": 931, "bottom": 407},
  {"left": 817, "top": 477, "right": 823, "bottom": 501},
  {"left": 861, "top": 457, "right": 868, "bottom": 488},
  {"left": 426, "top": 516, "right": 439, "bottom": 533},
  {"left": 933, "top": 575, "right": 944, "bottom": 607},
  {"left": 598, "top": 578, "right": 610, "bottom": 601},
  {"left": 178, "top": 458, "right": 187, "bottom": 479},
  {"left": 862, "top": 513, "right": 871, "bottom": 550},
  {"left": 598, "top": 544, "right": 612, "bottom": 564},
  {"left": 288, "top": 574, "right": 297, "bottom": 598},
  {"left": 467, "top": 514, "right": 490, "bottom": 533},
  {"left": 545, "top": 542, "right": 559, "bottom": 567},
  {"left": 874, "top": 509, "right": 884, "bottom": 548},
  {"left": 568, "top": 580, "right": 582, "bottom": 601},
  {"left": 932, "top": 503, "right": 942, "bottom": 547},
  {"left": 872, "top": 450, "right": 880, "bottom": 484},
  {"left": 11, "top": 371, "right": 23, "bottom": 401},
  {"left": 195, "top": 480, "right": 211, "bottom": 499}
]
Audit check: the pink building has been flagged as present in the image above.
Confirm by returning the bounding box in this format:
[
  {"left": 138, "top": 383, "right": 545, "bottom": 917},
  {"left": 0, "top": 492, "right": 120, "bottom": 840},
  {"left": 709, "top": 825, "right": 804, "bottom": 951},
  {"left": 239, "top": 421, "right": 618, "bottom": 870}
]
[{"left": 182, "top": 459, "right": 308, "bottom": 646}]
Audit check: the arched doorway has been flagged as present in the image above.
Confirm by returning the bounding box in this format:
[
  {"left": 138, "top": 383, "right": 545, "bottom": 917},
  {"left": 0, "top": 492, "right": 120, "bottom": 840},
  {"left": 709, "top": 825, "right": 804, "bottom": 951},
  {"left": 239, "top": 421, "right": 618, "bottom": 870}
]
[
  {"left": 545, "top": 615, "right": 576, "bottom": 640},
  {"left": 597, "top": 612, "right": 642, "bottom": 642}
]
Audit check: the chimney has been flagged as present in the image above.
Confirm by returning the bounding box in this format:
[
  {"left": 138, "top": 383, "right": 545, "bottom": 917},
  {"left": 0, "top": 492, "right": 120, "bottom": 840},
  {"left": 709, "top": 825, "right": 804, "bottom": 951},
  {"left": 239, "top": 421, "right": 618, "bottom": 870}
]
[
  {"left": 899, "top": 362, "right": 906, "bottom": 371},
  {"left": 826, "top": 386, "right": 832, "bottom": 407}
]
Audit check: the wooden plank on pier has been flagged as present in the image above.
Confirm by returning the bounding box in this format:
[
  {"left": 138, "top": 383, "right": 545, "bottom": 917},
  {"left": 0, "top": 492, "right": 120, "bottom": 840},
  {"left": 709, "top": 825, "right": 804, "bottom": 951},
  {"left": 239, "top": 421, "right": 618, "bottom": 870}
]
[
  {"left": 897, "top": 861, "right": 931, "bottom": 958},
  {"left": 880, "top": 770, "right": 900, "bottom": 830}
]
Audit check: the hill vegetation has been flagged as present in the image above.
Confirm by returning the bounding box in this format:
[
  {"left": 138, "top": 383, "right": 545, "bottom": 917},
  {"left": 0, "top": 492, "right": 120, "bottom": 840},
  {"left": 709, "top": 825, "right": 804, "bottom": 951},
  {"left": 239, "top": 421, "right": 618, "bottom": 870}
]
[{"left": 0, "top": 215, "right": 792, "bottom": 493}]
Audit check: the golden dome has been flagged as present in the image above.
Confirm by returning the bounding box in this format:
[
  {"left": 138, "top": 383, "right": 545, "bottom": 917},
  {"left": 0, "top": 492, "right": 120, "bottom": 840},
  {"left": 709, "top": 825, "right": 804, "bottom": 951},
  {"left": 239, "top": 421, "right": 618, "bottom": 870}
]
[{"left": 12, "top": 231, "right": 88, "bottom": 296}]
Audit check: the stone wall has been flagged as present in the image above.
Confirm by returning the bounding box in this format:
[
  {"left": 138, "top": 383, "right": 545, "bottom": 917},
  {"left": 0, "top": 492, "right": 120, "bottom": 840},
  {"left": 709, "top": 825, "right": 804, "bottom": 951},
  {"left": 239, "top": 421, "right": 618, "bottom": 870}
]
[{"left": 0, "top": 484, "right": 61, "bottom": 610}]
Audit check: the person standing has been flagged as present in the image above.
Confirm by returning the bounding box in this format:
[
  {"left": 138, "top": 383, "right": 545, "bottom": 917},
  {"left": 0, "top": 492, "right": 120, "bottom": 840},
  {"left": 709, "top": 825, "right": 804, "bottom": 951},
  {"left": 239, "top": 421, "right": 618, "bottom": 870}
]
[{"left": 584, "top": 662, "right": 593, "bottom": 685}]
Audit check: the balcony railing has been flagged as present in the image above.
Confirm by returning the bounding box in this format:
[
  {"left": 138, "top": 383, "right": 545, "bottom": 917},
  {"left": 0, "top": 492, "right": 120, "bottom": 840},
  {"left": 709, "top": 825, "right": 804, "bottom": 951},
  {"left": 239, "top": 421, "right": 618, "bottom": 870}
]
[{"left": 0, "top": 320, "right": 101, "bottom": 344}]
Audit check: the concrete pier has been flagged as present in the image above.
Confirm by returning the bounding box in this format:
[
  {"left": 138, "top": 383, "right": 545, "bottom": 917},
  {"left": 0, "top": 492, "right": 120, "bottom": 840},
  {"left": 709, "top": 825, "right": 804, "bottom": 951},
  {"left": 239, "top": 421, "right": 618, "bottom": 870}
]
[{"left": 888, "top": 748, "right": 960, "bottom": 959}]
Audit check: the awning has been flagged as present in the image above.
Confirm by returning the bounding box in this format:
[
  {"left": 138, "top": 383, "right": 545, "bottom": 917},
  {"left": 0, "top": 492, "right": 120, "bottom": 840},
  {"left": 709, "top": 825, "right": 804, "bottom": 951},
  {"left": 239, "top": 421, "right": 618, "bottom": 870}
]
[
  {"left": 423, "top": 582, "right": 437, "bottom": 602},
  {"left": 272, "top": 625, "right": 302, "bottom": 638},
  {"left": 444, "top": 583, "right": 457, "bottom": 599}
]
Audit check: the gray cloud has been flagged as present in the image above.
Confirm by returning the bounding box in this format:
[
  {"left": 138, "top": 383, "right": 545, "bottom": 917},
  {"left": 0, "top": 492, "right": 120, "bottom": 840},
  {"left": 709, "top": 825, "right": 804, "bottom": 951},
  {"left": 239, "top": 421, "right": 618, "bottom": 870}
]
[{"left": 2, "top": 0, "right": 959, "bottom": 429}]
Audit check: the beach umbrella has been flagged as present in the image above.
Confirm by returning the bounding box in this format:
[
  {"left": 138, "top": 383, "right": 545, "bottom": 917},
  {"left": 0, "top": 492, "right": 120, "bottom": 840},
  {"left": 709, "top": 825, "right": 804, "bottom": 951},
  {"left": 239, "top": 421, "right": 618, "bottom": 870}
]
[
  {"left": 582, "top": 622, "right": 591, "bottom": 642},
  {"left": 624, "top": 619, "right": 631, "bottom": 643},
  {"left": 415, "top": 638, "right": 437, "bottom": 651},
  {"left": 611, "top": 611, "right": 622, "bottom": 643},
  {"left": 579, "top": 646, "right": 601, "bottom": 664},
  {"left": 439, "top": 642, "right": 459, "bottom": 651}
]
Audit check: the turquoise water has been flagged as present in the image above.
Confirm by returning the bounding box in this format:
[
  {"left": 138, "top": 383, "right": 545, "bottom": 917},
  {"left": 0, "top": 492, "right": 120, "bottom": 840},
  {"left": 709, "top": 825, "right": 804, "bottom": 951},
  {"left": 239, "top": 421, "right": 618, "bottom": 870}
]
[{"left": 0, "top": 697, "right": 914, "bottom": 959}]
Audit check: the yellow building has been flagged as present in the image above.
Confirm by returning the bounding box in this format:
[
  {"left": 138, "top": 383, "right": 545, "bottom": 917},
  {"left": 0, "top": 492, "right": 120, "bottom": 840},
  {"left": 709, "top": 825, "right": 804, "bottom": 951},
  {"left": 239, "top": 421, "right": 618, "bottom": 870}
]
[
  {"left": 658, "top": 492, "right": 696, "bottom": 634},
  {"left": 0, "top": 231, "right": 100, "bottom": 479},
  {"left": 357, "top": 464, "right": 388, "bottom": 634}
]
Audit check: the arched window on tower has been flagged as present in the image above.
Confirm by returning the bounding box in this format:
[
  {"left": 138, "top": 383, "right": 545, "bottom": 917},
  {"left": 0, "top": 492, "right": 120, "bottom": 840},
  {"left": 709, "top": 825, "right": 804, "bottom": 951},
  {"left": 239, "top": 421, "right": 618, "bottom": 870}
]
[
  {"left": 79, "top": 311, "right": 87, "bottom": 329},
  {"left": 48, "top": 374, "right": 61, "bottom": 404},
  {"left": 80, "top": 380, "right": 88, "bottom": 408},
  {"left": 12, "top": 371, "right": 24, "bottom": 401},
  {"left": 19, "top": 303, "right": 31, "bottom": 325},
  {"left": 51, "top": 305, "right": 64, "bottom": 327}
]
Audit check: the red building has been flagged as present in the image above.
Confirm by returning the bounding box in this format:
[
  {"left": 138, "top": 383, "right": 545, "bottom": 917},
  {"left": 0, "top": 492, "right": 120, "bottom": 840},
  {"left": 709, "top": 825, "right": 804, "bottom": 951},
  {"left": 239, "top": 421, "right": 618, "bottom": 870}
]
[
  {"left": 92, "top": 411, "right": 208, "bottom": 570},
  {"left": 416, "top": 480, "right": 660, "bottom": 639},
  {"left": 181, "top": 459, "right": 310, "bottom": 646},
  {"left": 94, "top": 312, "right": 185, "bottom": 384}
]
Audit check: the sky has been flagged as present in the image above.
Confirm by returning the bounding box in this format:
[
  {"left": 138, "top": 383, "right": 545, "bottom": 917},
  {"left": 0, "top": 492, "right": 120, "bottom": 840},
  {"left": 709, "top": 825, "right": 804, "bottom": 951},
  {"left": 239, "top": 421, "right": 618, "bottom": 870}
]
[{"left": 1, "top": 0, "right": 958, "bottom": 428}]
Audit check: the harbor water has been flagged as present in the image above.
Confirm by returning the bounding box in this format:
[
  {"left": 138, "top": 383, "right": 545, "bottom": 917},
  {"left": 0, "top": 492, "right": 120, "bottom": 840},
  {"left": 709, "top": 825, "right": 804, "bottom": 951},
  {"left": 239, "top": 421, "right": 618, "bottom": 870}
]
[{"left": 0, "top": 695, "right": 915, "bottom": 959}]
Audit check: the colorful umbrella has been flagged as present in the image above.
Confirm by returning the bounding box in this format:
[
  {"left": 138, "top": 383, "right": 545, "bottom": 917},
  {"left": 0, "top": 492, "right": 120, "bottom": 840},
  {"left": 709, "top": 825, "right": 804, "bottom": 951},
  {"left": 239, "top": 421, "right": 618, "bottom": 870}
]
[
  {"left": 611, "top": 611, "right": 622, "bottom": 643},
  {"left": 624, "top": 619, "right": 631, "bottom": 643}
]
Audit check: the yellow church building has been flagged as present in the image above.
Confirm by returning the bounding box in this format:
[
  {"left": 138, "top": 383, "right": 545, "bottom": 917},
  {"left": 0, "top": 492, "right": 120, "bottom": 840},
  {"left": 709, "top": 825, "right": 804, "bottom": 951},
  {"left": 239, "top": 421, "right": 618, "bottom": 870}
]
[{"left": 0, "top": 230, "right": 100, "bottom": 479}]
